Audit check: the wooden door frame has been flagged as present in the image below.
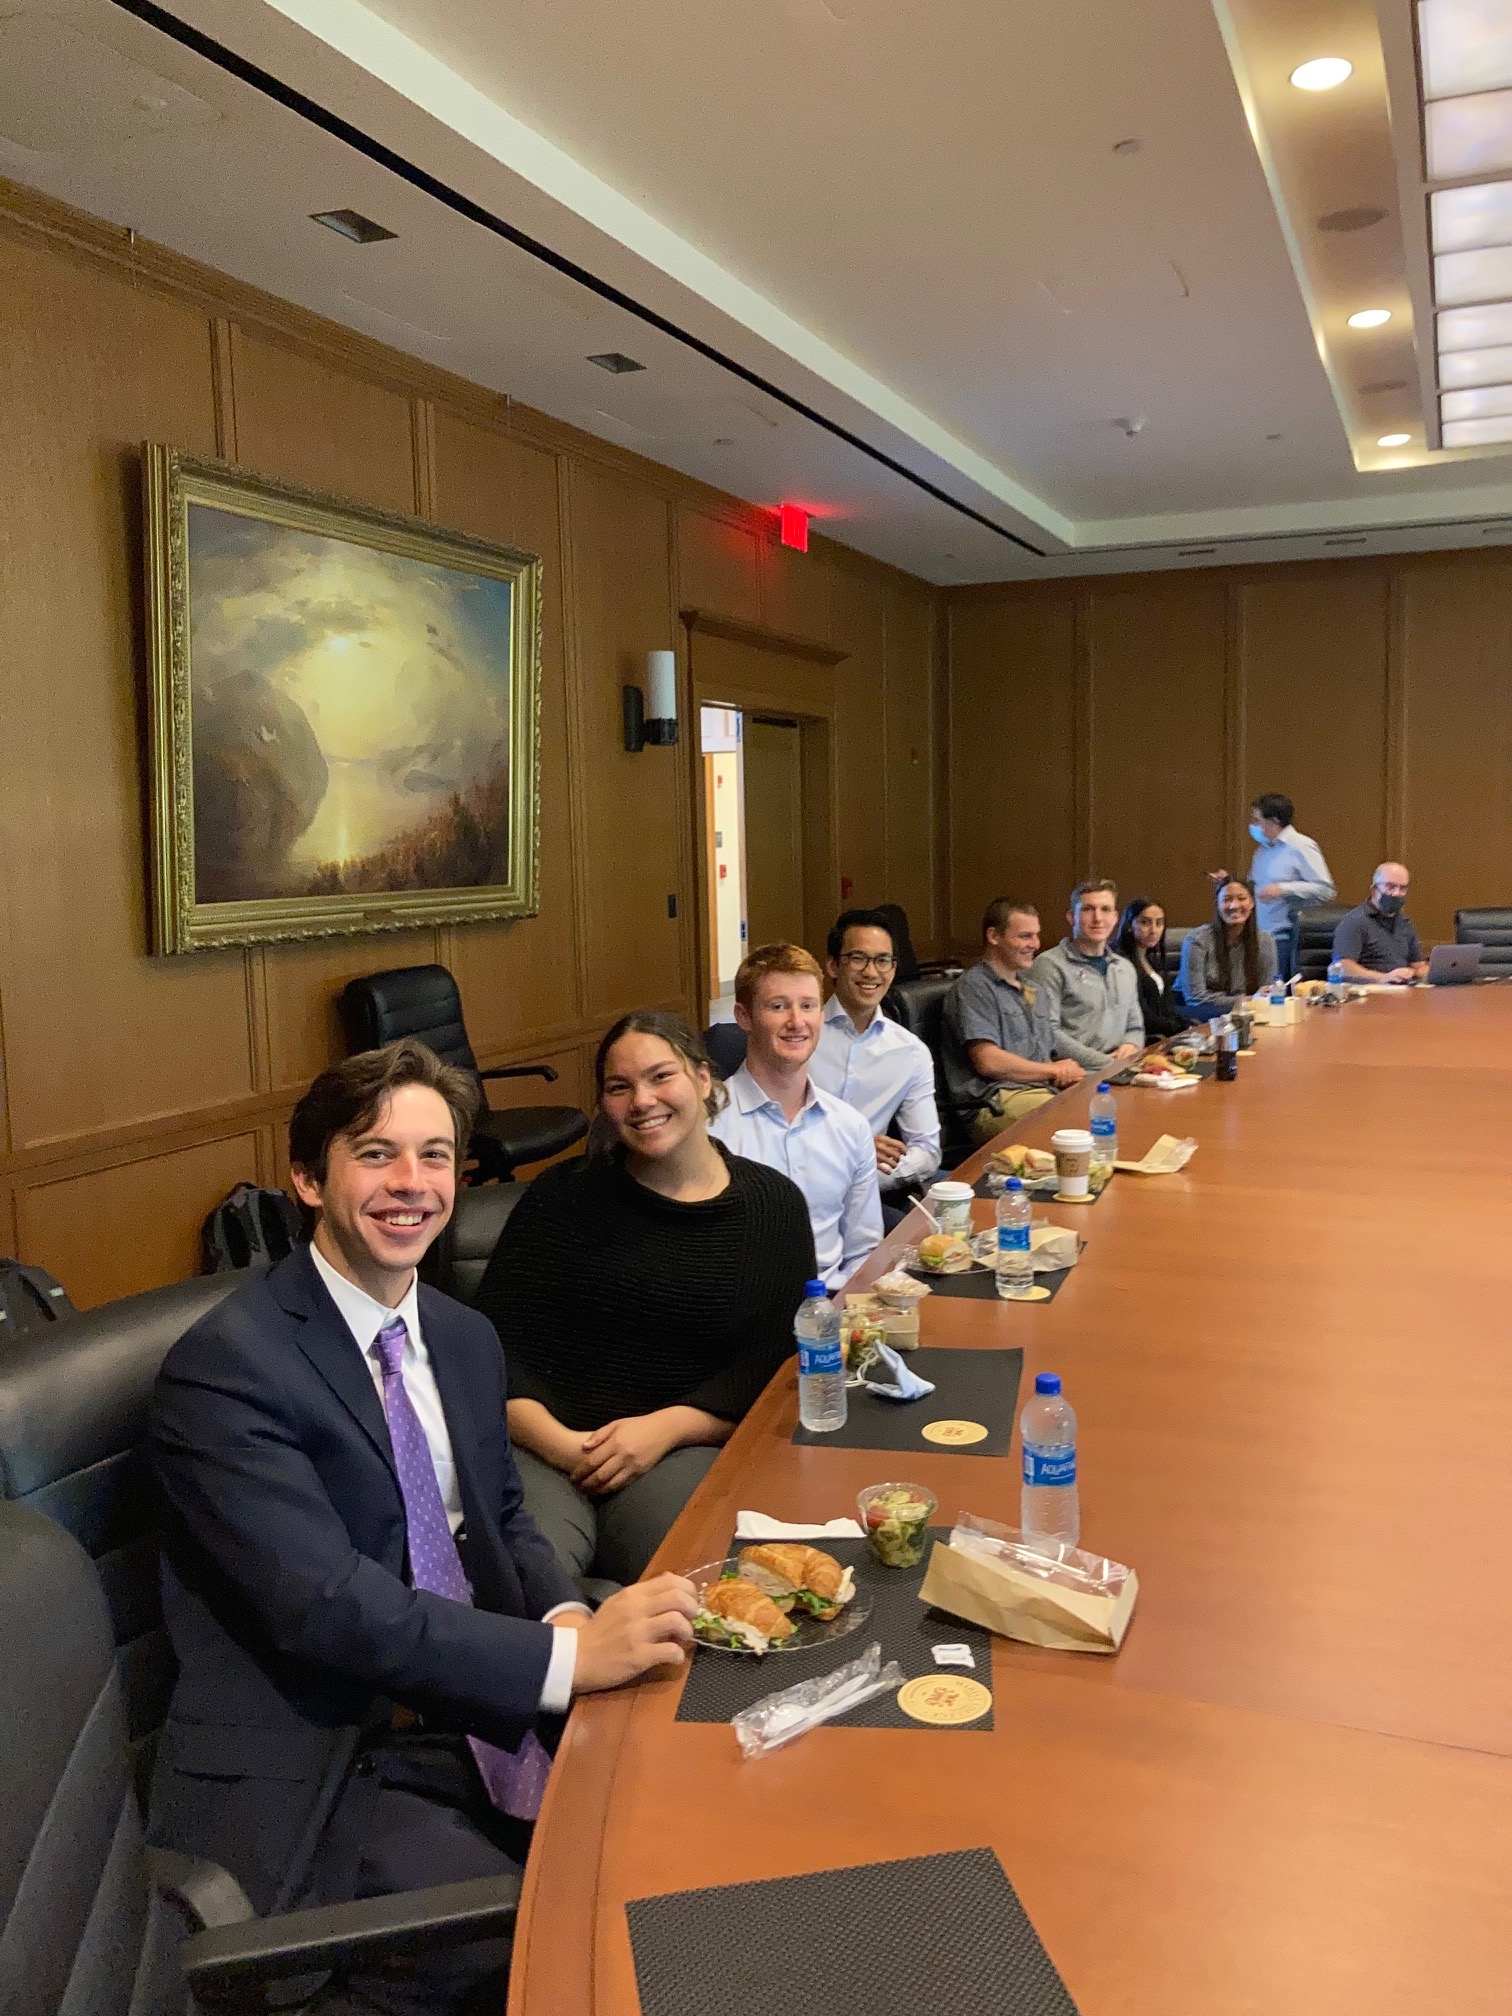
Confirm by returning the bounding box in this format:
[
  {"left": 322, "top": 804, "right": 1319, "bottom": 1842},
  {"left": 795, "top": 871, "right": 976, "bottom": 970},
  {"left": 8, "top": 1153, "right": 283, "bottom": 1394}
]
[{"left": 683, "top": 616, "right": 845, "bottom": 1023}]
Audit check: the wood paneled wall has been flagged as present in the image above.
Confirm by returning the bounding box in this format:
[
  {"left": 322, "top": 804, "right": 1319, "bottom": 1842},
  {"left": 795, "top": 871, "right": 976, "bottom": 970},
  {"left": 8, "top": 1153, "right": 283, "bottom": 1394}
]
[
  {"left": 0, "top": 181, "right": 940, "bottom": 1306},
  {"left": 944, "top": 555, "right": 1512, "bottom": 956}
]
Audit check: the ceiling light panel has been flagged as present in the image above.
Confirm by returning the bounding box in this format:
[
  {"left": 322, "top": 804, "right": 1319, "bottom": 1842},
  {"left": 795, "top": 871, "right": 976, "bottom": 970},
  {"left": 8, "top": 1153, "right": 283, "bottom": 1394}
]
[
  {"left": 1439, "top": 299, "right": 1512, "bottom": 346},
  {"left": 1441, "top": 382, "right": 1512, "bottom": 416},
  {"left": 1347, "top": 308, "right": 1393, "bottom": 327},
  {"left": 1439, "top": 340, "right": 1512, "bottom": 385},
  {"left": 1432, "top": 181, "right": 1512, "bottom": 251},
  {"left": 1419, "top": 0, "right": 1512, "bottom": 100},
  {"left": 1290, "top": 57, "right": 1353, "bottom": 91},
  {"left": 1425, "top": 88, "right": 1512, "bottom": 178},
  {"left": 1441, "top": 412, "right": 1512, "bottom": 442},
  {"left": 1435, "top": 242, "right": 1512, "bottom": 302}
]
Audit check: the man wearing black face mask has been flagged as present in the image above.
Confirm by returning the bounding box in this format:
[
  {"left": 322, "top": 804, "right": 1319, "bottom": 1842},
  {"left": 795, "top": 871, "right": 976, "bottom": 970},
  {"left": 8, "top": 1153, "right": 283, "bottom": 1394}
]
[{"left": 1331, "top": 863, "right": 1428, "bottom": 984}]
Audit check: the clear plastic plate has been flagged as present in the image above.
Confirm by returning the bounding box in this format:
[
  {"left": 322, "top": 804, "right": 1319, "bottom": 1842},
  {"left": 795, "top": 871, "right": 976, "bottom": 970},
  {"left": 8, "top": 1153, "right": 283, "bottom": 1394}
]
[{"left": 686, "top": 1556, "right": 874, "bottom": 1656}]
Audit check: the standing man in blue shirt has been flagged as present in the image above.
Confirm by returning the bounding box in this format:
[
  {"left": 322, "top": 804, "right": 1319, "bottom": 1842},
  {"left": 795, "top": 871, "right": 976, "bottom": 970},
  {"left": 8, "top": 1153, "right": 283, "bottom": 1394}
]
[
  {"left": 811, "top": 908, "right": 941, "bottom": 1200},
  {"left": 710, "top": 942, "right": 883, "bottom": 1289},
  {"left": 1212, "top": 792, "right": 1335, "bottom": 979}
]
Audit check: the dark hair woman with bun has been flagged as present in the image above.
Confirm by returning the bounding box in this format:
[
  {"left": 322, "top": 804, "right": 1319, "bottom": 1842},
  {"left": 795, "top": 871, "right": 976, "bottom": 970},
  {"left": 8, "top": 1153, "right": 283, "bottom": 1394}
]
[
  {"left": 1115, "top": 897, "right": 1192, "bottom": 1041},
  {"left": 473, "top": 1009, "right": 815, "bottom": 1588}
]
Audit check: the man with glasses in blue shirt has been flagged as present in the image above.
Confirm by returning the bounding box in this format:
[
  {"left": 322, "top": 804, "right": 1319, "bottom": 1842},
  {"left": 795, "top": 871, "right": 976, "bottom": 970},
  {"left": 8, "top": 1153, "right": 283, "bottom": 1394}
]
[{"left": 811, "top": 908, "right": 941, "bottom": 1199}]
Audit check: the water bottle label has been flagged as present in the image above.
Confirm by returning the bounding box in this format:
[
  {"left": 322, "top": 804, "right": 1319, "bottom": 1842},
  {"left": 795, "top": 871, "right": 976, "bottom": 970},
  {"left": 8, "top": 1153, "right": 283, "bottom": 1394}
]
[
  {"left": 1022, "top": 1445, "right": 1076, "bottom": 1487},
  {"left": 997, "top": 1224, "right": 1030, "bottom": 1253},
  {"left": 798, "top": 1339, "right": 842, "bottom": 1378},
  {"left": 1090, "top": 1117, "right": 1116, "bottom": 1138}
]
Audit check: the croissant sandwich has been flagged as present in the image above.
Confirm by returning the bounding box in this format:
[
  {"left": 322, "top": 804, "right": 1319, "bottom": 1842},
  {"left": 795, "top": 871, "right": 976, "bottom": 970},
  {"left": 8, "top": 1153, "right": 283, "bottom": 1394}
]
[
  {"left": 695, "top": 1575, "right": 795, "bottom": 1653},
  {"left": 737, "top": 1543, "right": 856, "bottom": 1621}
]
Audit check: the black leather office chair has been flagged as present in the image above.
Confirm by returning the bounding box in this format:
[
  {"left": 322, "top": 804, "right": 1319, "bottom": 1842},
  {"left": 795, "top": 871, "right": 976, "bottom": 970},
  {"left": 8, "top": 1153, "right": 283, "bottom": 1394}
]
[
  {"left": 421, "top": 1182, "right": 529, "bottom": 1305},
  {"left": 701, "top": 1022, "right": 748, "bottom": 1081},
  {"left": 0, "top": 1273, "right": 245, "bottom": 1811},
  {"left": 874, "top": 904, "right": 960, "bottom": 986},
  {"left": 339, "top": 965, "right": 587, "bottom": 1179},
  {"left": 0, "top": 1499, "right": 519, "bottom": 2016},
  {"left": 885, "top": 974, "right": 987, "bottom": 1170},
  {"left": 1456, "top": 907, "right": 1512, "bottom": 977},
  {"left": 1295, "top": 905, "right": 1351, "bottom": 983}
]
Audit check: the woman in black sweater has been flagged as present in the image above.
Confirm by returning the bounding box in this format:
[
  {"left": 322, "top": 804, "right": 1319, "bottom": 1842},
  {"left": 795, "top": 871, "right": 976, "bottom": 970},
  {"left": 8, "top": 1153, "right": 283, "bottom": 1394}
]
[
  {"left": 1116, "top": 896, "right": 1193, "bottom": 1041},
  {"left": 474, "top": 1009, "right": 815, "bottom": 1588}
]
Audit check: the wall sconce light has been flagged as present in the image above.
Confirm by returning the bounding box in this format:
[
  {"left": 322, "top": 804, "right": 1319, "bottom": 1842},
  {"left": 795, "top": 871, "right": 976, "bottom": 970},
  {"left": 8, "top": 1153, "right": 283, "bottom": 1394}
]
[{"left": 623, "top": 649, "right": 679, "bottom": 752}]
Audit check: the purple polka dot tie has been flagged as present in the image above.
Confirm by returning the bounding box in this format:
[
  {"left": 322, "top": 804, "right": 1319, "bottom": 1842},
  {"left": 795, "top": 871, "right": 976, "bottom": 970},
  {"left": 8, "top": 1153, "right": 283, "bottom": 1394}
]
[{"left": 372, "top": 1315, "right": 551, "bottom": 1821}]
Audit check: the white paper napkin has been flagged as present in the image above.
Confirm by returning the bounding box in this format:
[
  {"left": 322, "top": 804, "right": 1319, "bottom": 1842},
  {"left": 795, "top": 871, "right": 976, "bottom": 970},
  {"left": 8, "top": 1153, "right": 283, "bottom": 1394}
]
[{"left": 734, "top": 1511, "right": 866, "bottom": 1539}]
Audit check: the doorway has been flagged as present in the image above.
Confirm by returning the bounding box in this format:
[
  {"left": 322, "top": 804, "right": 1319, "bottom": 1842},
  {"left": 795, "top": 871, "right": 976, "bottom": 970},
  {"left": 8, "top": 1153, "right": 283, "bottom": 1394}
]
[
  {"left": 699, "top": 706, "right": 747, "bottom": 1020},
  {"left": 742, "top": 716, "right": 806, "bottom": 953}
]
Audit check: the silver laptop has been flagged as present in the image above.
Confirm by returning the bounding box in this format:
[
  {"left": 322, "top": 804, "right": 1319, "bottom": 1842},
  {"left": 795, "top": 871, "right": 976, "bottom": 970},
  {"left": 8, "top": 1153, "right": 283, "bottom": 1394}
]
[{"left": 1425, "top": 943, "right": 1482, "bottom": 986}]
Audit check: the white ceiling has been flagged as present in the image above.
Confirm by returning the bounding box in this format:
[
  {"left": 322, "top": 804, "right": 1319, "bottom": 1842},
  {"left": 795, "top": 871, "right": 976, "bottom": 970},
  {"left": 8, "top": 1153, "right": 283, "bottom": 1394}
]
[{"left": 6, "top": 0, "right": 1512, "bottom": 579}]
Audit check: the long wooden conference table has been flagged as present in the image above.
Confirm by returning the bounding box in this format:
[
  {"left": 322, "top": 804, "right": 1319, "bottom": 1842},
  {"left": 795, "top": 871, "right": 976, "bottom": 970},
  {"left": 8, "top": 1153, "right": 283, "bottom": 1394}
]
[{"left": 511, "top": 989, "right": 1512, "bottom": 2015}]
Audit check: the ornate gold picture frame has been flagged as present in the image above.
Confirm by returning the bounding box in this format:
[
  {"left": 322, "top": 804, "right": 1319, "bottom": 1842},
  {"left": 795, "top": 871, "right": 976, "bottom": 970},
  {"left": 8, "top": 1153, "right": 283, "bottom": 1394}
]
[{"left": 143, "top": 445, "right": 542, "bottom": 954}]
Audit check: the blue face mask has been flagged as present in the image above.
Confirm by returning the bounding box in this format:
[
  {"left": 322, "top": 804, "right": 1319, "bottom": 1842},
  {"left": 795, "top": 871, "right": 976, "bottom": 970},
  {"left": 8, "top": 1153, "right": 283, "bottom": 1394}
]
[{"left": 1248, "top": 822, "right": 1266, "bottom": 843}]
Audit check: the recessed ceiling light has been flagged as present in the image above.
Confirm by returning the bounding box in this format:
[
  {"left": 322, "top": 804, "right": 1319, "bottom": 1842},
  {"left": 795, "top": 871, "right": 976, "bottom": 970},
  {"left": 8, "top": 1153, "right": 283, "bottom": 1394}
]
[
  {"left": 587, "top": 351, "right": 646, "bottom": 374},
  {"left": 1291, "top": 57, "right": 1353, "bottom": 91},
  {"left": 1347, "top": 307, "right": 1393, "bottom": 328},
  {"left": 1318, "top": 206, "right": 1387, "bottom": 233},
  {"left": 1377, "top": 432, "right": 1411, "bottom": 447},
  {"left": 310, "top": 209, "right": 397, "bottom": 245}
]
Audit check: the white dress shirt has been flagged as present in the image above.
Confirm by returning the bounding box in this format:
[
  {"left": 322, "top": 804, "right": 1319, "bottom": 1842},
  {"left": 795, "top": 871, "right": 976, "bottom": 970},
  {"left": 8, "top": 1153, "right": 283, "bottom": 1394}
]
[
  {"left": 310, "top": 1244, "right": 585, "bottom": 1712},
  {"left": 709, "top": 1065, "right": 883, "bottom": 1288},
  {"left": 811, "top": 998, "right": 942, "bottom": 1190}
]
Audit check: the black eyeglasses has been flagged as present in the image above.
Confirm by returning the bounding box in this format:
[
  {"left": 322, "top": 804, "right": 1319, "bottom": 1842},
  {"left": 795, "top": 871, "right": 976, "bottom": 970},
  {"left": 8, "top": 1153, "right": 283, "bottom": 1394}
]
[{"left": 839, "top": 951, "right": 896, "bottom": 972}]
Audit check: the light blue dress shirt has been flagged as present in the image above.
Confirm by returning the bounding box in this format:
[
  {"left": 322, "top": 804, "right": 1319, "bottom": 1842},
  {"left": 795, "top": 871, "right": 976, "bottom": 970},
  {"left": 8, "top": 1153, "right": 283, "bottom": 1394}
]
[
  {"left": 1248, "top": 825, "right": 1335, "bottom": 937},
  {"left": 709, "top": 1064, "right": 883, "bottom": 1289},
  {"left": 810, "top": 998, "right": 942, "bottom": 1191}
]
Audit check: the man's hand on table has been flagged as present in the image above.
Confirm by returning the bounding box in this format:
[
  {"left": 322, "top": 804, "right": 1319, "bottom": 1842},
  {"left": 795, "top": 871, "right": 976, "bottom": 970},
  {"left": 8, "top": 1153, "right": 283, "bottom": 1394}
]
[
  {"left": 564, "top": 1575, "right": 698, "bottom": 1692},
  {"left": 1044, "top": 1059, "right": 1085, "bottom": 1088},
  {"left": 1109, "top": 1044, "right": 1141, "bottom": 1063},
  {"left": 874, "top": 1133, "right": 906, "bottom": 1172}
]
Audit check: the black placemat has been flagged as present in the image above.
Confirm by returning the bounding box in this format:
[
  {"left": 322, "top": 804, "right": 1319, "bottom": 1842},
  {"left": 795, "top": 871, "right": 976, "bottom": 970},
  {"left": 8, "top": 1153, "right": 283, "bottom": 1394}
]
[
  {"left": 793, "top": 1346, "right": 1022, "bottom": 1453},
  {"left": 1109, "top": 1055, "right": 1216, "bottom": 1085},
  {"left": 908, "top": 1263, "right": 1074, "bottom": 1301},
  {"left": 627, "top": 1847, "right": 1080, "bottom": 2016},
  {"left": 676, "top": 1532, "right": 994, "bottom": 1729},
  {"left": 972, "top": 1170, "right": 1112, "bottom": 1205}
]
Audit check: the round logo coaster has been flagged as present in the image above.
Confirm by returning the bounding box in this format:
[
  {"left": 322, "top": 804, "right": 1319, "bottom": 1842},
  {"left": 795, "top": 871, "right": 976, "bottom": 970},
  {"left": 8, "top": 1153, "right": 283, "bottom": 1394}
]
[
  {"left": 1054, "top": 1191, "right": 1094, "bottom": 1205},
  {"left": 897, "top": 1674, "right": 993, "bottom": 1725},
  {"left": 1016, "top": 1284, "right": 1053, "bottom": 1302},
  {"left": 921, "top": 1418, "right": 990, "bottom": 1446}
]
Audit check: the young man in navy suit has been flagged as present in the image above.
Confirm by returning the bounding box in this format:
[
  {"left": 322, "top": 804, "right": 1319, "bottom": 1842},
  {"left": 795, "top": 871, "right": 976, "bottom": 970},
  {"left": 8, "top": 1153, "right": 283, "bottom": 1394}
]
[{"left": 148, "top": 1040, "right": 698, "bottom": 2015}]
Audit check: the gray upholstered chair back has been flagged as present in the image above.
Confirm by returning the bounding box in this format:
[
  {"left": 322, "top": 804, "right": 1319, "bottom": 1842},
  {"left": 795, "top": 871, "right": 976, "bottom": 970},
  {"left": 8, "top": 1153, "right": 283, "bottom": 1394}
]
[
  {"left": 0, "top": 1501, "right": 182, "bottom": 2016},
  {"left": 0, "top": 1273, "right": 245, "bottom": 1808}
]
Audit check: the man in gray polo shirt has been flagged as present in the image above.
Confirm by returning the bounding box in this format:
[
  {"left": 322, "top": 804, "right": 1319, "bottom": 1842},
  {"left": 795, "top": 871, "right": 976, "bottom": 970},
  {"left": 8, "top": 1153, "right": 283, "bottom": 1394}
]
[
  {"left": 1331, "top": 863, "right": 1428, "bottom": 984},
  {"left": 942, "top": 899, "right": 1086, "bottom": 1144},
  {"left": 1029, "top": 879, "right": 1145, "bottom": 1075}
]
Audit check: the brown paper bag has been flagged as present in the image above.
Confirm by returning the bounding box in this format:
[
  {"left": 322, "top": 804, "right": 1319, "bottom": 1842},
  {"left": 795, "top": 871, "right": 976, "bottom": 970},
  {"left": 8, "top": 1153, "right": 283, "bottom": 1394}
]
[
  {"left": 918, "top": 1530, "right": 1138, "bottom": 1654},
  {"left": 1112, "top": 1133, "right": 1197, "bottom": 1176}
]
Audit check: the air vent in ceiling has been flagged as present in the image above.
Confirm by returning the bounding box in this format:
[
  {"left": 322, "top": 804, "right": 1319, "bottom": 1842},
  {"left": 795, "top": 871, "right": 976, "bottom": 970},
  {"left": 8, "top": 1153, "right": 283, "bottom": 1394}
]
[
  {"left": 1360, "top": 378, "right": 1410, "bottom": 395},
  {"left": 1324, "top": 534, "right": 1368, "bottom": 547},
  {"left": 587, "top": 351, "right": 646, "bottom": 375},
  {"left": 1318, "top": 206, "right": 1387, "bottom": 232},
  {"left": 311, "top": 209, "right": 397, "bottom": 244},
  {"left": 1177, "top": 545, "right": 1217, "bottom": 557}
]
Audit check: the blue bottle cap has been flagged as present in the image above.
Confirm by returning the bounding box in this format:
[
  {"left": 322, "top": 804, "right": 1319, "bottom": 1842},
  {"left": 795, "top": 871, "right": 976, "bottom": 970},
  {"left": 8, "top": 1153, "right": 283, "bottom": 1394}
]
[
  {"left": 1096, "top": 1081, "right": 1110, "bottom": 1093},
  {"left": 1035, "top": 1372, "right": 1062, "bottom": 1395},
  {"left": 1006, "top": 1177, "right": 1023, "bottom": 1192},
  {"left": 803, "top": 1280, "right": 829, "bottom": 1298}
]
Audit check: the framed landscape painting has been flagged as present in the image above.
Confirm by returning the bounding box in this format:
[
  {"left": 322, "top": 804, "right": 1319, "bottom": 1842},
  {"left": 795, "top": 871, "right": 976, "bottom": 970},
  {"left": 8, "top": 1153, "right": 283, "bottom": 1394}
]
[{"left": 143, "top": 446, "right": 541, "bottom": 954}]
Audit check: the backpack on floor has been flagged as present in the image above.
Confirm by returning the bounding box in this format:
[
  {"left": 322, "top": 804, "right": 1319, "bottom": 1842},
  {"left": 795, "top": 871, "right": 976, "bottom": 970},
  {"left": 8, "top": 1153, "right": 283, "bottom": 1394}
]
[
  {"left": 0, "top": 1259, "right": 76, "bottom": 1344},
  {"left": 201, "top": 1184, "right": 304, "bottom": 1274}
]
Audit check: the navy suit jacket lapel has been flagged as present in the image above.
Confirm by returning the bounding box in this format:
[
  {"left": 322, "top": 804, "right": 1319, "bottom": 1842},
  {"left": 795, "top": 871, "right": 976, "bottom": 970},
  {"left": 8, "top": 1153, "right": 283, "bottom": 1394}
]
[{"left": 269, "top": 1246, "right": 397, "bottom": 1482}]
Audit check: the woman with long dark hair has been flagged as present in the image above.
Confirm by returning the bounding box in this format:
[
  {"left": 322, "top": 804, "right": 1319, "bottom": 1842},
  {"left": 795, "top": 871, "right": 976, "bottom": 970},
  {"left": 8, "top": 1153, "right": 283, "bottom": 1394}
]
[
  {"left": 1115, "top": 896, "right": 1192, "bottom": 1040},
  {"left": 1178, "top": 877, "right": 1278, "bottom": 1020},
  {"left": 474, "top": 1009, "right": 814, "bottom": 1587}
]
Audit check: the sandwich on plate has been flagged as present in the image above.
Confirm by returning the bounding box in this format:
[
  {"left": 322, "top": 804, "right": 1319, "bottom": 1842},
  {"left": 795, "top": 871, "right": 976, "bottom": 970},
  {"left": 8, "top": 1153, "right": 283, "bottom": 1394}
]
[
  {"left": 694, "top": 1576, "right": 796, "bottom": 1653},
  {"left": 737, "top": 1543, "right": 856, "bottom": 1621}
]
